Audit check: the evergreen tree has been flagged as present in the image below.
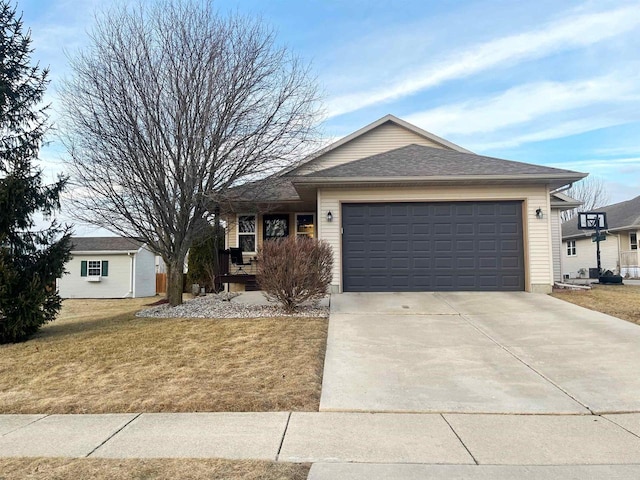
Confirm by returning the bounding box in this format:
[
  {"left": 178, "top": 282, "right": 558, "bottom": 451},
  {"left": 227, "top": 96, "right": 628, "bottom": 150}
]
[{"left": 0, "top": 1, "right": 71, "bottom": 343}]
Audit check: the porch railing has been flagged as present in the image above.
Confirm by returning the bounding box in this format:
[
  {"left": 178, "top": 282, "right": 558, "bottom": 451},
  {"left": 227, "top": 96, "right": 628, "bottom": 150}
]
[{"left": 621, "top": 250, "right": 639, "bottom": 267}]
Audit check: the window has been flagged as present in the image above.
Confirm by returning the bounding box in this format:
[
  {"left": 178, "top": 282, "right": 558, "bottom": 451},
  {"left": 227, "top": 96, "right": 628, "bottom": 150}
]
[
  {"left": 566, "top": 240, "right": 576, "bottom": 256},
  {"left": 295, "top": 213, "right": 315, "bottom": 238},
  {"left": 237, "top": 214, "right": 256, "bottom": 252},
  {"left": 88, "top": 260, "right": 101, "bottom": 276},
  {"left": 263, "top": 214, "right": 289, "bottom": 240},
  {"left": 631, "top": 232, "right": 638, "bottom": 250},
  {"left": 80, "top": 260, "right": 109, "bottom": 277}
]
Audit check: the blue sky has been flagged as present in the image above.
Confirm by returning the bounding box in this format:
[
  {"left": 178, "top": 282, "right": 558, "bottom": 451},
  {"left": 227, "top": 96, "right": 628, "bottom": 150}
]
[{"left": 20, "top": 0, "right": 640, "bottom": 228}]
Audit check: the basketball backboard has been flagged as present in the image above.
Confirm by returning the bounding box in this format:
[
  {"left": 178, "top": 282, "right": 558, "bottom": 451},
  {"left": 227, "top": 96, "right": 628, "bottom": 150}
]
[{"left": 577, "top": 212, "right": 607, "bottom": 230}]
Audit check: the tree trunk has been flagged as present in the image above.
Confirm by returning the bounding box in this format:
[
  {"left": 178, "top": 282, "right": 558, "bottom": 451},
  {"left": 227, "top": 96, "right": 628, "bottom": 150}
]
[{"left": 167, "top": 257, "right": 185, "bottom": 306}]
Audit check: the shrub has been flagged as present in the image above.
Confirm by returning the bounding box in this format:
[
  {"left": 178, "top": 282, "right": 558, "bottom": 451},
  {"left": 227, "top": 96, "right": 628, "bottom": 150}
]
[{"left": 257, "top": 236, "right": 333, "bottom": 313}]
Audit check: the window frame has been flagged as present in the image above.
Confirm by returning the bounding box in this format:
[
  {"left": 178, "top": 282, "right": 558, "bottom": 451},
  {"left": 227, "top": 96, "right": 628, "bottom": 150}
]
[
  {"left": 295, "top": 212, "right": 315, "bottom": 239},
  {"left": 566, "top": 240, "right": 576, "bottom": 256},
  {"left": 236, "top": 213, "right": 257, "bottom": 253},
  {"left": 630, "top": 232, "right": 638, "bottom": 251},
  {"left": 81, "top": 260, "right": 108, "bottom": 278},
  {"left": 87, "top": 260, "right": 102, "bottom": 276}
]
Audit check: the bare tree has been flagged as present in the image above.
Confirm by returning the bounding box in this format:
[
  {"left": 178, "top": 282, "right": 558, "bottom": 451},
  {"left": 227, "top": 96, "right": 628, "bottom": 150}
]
[
  {"left": 60, "top": 1, "right": 321, "bottom": 305},
  {"left": 560, "top": 176, "right": 610, "bottom": 223}
]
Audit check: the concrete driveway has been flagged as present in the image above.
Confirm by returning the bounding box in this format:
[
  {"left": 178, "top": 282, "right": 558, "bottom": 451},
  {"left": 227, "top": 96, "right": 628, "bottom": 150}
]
[{"left": 320, "top": 292, "right": 640, "bottom": 414}]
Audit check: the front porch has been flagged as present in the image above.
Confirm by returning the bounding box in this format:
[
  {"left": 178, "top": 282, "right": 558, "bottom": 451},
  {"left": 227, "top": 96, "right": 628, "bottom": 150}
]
[
  {"left": 223, "top": 206, "right": 318, "bottom": 291},
  {"left": 215, "top": 250, "right": 259, "bottom": 292}
]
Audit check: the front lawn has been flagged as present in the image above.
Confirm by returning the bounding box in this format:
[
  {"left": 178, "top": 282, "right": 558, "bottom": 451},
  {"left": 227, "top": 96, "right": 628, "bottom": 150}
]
[
  {"left": 0, "top": 458, "right": 309, "bottom": 480},
  {"left": 551, "top": 284, "right": 640, "bottom": 325},
  {"left": 0, "top": 298, "right": 327, "bottom": 413}
]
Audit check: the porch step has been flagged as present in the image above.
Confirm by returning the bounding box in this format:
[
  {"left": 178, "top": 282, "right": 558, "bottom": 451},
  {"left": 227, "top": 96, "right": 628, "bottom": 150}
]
[{"left": 245, "top": 278, "right": 260, "bottom": 291}]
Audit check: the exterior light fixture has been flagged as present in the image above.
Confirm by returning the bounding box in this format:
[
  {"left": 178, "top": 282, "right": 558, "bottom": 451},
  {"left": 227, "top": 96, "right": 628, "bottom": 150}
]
[
  {"left": 326, "top": 211, "right": 333, "bottom": 222},
  {"left": 536, "top": 208, "right": 544, "bottom": 219}
]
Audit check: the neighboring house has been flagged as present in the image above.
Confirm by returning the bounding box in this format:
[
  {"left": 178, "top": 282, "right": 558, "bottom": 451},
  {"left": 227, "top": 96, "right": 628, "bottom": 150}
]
[
  {"left": 58, "top": 237, "right": 156, "bottom": 298},
  {"left": 223, "top": 114, "right": 586, "bottom": 293},
  {"left": 562, "top": 195, "right": 640, "bottom": 279}
]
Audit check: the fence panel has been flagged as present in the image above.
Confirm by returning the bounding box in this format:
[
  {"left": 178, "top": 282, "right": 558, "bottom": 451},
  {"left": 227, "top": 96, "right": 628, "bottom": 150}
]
[{"left": 156, "top": 273, "right": 167, "bottom": 293}]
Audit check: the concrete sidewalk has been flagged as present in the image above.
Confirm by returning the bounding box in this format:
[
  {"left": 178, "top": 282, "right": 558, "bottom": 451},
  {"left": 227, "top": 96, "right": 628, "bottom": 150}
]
[{"left": 3, "top": 412, "right": 640, "bottom": 468}]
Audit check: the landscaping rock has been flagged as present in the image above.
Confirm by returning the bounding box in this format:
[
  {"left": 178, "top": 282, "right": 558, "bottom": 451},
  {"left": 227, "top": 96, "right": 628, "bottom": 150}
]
[{"left": 136, "top": 293, "right": 329, "bottom": 319}]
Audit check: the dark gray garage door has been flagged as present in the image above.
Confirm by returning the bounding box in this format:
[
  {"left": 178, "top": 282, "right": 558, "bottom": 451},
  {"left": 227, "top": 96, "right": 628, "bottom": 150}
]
[{"left": 342, "top": 201, "right": 525, "bottom": 292}]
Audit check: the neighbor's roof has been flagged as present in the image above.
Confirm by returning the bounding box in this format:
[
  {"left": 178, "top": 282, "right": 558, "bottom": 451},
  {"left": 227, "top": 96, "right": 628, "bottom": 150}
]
[
  {"left": 70, "top": 237, "right": 145, "bottom": 252},
  {"left": 563, "top": 195, "right": 640, "bottom": 239},
  {"left": 295, "top": 144, "right": 586, "bottom": 183}
]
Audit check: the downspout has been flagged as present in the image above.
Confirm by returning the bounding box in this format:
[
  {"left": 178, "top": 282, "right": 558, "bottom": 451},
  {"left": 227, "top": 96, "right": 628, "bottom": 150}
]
[
  {"left": 616, "top": 232, "right": 622, "bottom": 275},
  {"left": 128, "top": 252, "right": 134, "bottom": 298}
]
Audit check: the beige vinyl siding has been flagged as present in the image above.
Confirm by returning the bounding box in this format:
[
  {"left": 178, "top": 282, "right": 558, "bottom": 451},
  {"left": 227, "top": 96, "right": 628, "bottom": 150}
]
[
  {"left": 561, "top": 235, "right": 620, "bottom": 278},
  {"left": 550, "top": 209, "right": 562, "bottom": 282},
  {"left": 318, "top": 185, "right": 553, "bottom": 293},
  {"left": 295, "top": 122, "right": 448, "bottom": 175}
]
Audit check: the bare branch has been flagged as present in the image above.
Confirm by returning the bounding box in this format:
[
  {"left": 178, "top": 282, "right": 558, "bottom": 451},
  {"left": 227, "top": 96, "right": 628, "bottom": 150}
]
[
  {"left": 560, "top": 176, "right": 610, "bottom": 223},
  {"left": 59, "top": 1, "right": 321, "bottom": 305}
]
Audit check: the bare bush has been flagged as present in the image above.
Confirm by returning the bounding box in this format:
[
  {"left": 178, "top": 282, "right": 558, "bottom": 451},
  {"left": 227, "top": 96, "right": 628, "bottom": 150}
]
[{"left": 257, "top": 236, "right": 333, "bottom": 313}]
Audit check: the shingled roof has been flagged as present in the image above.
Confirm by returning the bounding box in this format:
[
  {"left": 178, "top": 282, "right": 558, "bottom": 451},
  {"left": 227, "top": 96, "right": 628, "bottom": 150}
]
[
  {"left": 563, "top": 195, "right": 640, "bottom": 239},
  {"left": 225, "top": 142, "right": 586, "bottom": 205},
  {"left": 225, "top": 176, "right": 301, "bottom": 203},
  {"left": 299, "top": 144, "right": 582, "bottom": 179},
  {"left": 71, "top": 237, "right": 145, "bottom": 252}
]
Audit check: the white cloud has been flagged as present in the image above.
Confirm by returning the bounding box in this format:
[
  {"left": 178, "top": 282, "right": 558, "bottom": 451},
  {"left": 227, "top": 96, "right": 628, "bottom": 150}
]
[
  {"left": 469, "top": 116, "right": 635, "bottom": 150},
  {"left": 404, "top": 74, "right": 640, "bottom": 136},
  {"left": 548, "top": 157, "right": 640, "bottom": 173},
  {"left": 325, "top": 3, "right": 640, "bottom": 117}
]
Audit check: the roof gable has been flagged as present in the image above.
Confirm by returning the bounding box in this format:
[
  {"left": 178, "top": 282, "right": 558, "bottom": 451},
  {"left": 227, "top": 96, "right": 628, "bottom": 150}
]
[
  {"left": 562, "top": 195, "right": 640, "bottom": 238},
  {"left": 288, "top": 114, "right": 471, "bottom": 176}
]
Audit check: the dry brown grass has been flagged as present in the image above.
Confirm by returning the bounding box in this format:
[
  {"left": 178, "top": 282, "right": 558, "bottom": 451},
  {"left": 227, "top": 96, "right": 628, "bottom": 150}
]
[
  {"left": 0, "top": 298, "right": 327, "bottom": 413},
  {"left": 551, "top": 284, "right": 640, "bottom": 325},
  {"left": 0, "top": 458, "right": 310, "bottom": 480}
]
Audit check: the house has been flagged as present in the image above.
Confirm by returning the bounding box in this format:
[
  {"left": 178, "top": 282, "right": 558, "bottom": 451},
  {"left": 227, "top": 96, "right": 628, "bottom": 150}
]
[
  {"left": 562, "top": 195, "right": 640, "bottom": 279},
  {"left": 58, "top": 237, "right": 156, "bottom": 298},
  {"left": 223, "top": 114, "right": 586, "bottom": 293}
]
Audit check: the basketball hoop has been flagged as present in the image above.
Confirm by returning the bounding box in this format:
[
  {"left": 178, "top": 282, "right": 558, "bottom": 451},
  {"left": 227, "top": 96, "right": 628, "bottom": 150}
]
[{"left": 577, "top": 212, "right": 608, "bottom": 277}]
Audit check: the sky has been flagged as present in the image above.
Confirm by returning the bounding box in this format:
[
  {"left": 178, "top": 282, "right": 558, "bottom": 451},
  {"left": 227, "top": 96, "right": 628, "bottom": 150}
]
[{"left": 18, "top": 0, "right": 640, "bottom": 235}]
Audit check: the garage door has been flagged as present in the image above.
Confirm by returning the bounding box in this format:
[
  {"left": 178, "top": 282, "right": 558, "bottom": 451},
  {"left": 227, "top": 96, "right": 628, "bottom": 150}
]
[{"left": 342, "top": 201, "right": 525, "bottom": 292}]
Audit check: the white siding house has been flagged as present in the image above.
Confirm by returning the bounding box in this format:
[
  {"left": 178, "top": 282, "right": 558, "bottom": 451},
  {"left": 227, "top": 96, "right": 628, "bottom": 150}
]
[
  {"left": 59, "top": 237, "right": 157, "bottom": 298},
  {"left": 562, "top": 195, "right": 640, "bottom": 279}
]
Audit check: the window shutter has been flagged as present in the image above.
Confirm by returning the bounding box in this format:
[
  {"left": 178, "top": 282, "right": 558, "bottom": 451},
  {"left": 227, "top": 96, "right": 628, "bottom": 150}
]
[
  {"left": 101, "top": 260, "right": 109, "bottom": 277},
  {"left": 81, "top": 261, "right": 87, "bottom": 277}
]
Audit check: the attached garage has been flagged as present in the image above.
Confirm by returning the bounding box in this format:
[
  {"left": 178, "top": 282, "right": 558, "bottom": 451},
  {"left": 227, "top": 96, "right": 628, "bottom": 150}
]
[
  {"left": 225, "top": 115, "right": 587, "bottom": 294},
  {"left": 342, "top": 201, "right": 525, "bottom": 292}
]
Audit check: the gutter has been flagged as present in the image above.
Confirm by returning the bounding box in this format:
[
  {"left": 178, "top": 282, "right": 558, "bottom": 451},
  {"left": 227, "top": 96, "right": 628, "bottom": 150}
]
[
  {"left": 292, "top": 172, "right": 587, "bottom": 185},
  {"left": 71, "top": 250, "right": 139, "bottom": 255},
  {"left": 563, "top": 224, "right": 640, "bottom": 241},
  {"left": 550, "top": 183, "right": 574, "bottom": 194}
]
